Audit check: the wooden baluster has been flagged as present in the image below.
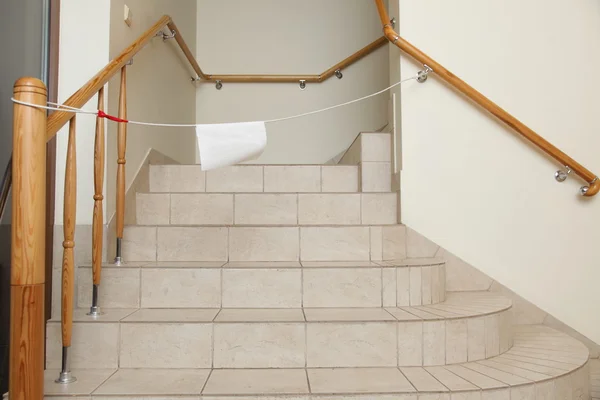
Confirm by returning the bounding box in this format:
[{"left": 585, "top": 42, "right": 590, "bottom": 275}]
[
  {"left": 56, "top": 116, "right": 77, "bottom": 384},
  {"left": 89, "top": 88, "right": 105, "bottom": 316},
  {"left": 115, "top": 66, "right": 127, "bottom": 264},
  {"left": 10, "top": 77, "right": 47, "bottom": 400}
]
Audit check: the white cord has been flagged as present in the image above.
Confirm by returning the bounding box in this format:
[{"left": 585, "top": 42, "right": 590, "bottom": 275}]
[{"left": 11, "top": 73, "right": 419, "bottom": 128}]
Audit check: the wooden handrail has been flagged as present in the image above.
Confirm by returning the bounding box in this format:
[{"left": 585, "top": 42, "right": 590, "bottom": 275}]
[
  {"left": 373, "top": 0, "right": 599, "bottom": 197},
  {"left": 204, "top": 36, "right": 388, "bottom": 83}
]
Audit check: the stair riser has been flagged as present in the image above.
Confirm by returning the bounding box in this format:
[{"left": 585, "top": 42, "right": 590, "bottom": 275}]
[
  {"left": 150, "top": 165, "right": 362, "bottom": 193},
  {"left": 137, "top": 193, "right": 398, "bottom": 226},
  {"left": 77, "top": 266, "right": 446, "bottom": 309},
  {"left": 121, "top": 226, "right": 407, "bottom": 262},
  {"left": 46, "top": 310, "right": 512, "bottom": 369}
]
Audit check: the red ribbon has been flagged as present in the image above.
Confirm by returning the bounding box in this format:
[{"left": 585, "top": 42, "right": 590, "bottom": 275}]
[{"left": 97, "top": 110, "right": 129, "bottom": 123}]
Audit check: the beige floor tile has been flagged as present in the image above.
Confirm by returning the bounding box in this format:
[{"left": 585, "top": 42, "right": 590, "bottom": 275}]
[
  {"left": 150, "top": 165, "right": 205, "bottom": 192},
  {"left": 361, "top": 133, "right": 392, "bottom": 162},
  {"left": 382, "top": 267, "right": 397, "bottom": 307},
  {"left": 446, "top": 319, "right": 468, "bottom": 364},
  {"left": 495, "top": 354, "right": 572, "bottom": 371},
  {"left": 462, "top": 362, "right": 532, "bottom": 386},
  {"left": 397, "top": 267, "right": 410, "bottom": 306},
  {"left": 119, "top": 323, "right": 212, "bottom": 368},
  {"left": 136, "top": 193, "right": 169, "bottom": 225},
  {"left": 122, "top": 308, "right": 218, "bottom": 322},
  {"left": 301, "top": 227, "right": 370, "bottom": 261},
  {"left": 371, "top": 226, "right": 383, "bottom": 261},
  {"left": 478, "top": 359, "right": 550, "bottom": 381},
  {"left": 46, "top": 322, "right": 119, "bottom": 369},
  {"left": 321, "top": 165, "right": 359, "bottom": 192},
  {"left": 402, "top": 308, "right": 442, "bottom": 321},
  {"left": 361, "top": 193, "right": 397, "bottom": 225},
  {"left": 203, "top": 369, "right": 309, "bottom": 395},
  {"left": 400, "top": 367, "right": 448, "bottom": 392},
  {"left": 386, "top": 308, "right": 422, "bottom": 321},
  {"left": 510, "top": 384, "right": 535, "bottom": 400},
  {"left": 303, "top": 268, "right": 381, "bottom": 307},
  {"left": 425, "top": 366, "right": 479, "bottom": 391},
  {"left": 122, "top": 226, "right": 157, "bottom": 261},
  {"left": 222, "top": 268, "right": 301, "bottom": 308},
  {"left": 141, "top": 268, "right": 221, "bottom": 308},
  {"left": 206, "top": 165, "right": 263, "bottom": 192},
  {"left": 383, "top": 225, "right": 407, "bottom": 261},
  {"left": 444, "top": 365, "right": 507, "bottom": 390},
  {"left": 467, "top": 317, "right": 487, "bottom": 362},
  {"left": 214, "top": 323, "right": 305, "bottom": 368},
  {"left": 225, "top": 261, "right": 301, "bottom": 268},
  {"left": 94, "top": 368, "right": 210, "bottom": 395},
  {"left": 264, "top": 166, "right": 321, "bottom": 193},
  {"left": 298, "top": 194, "right": 361, "bottom": 225},
  {"left": 235, "top": 193, "right": 298, "bottom": 225},
  {"left": 230, "top": 227, "right": 300, "bottom": 261},
  {"left": 157, "top": 227, "right": 228, "bottom": 261},
  {"left": 215, "top": 308, "right": 305, "bottom": 322},
  {"left": 423, "top": 321, "right": 446, "bottom": 366},
  {"left": 44, "top": 369, "right": 116, "bottom": 396},
  {"left": 171, "top": 193, "right": 233, "bottom": 225},
  {"left": 360, "top": 162, "right": 391, "bottom": 192},
  {"left": 303, "top": 308, "right": 395, "bottom": 322},
  {"left": 307, "top": 322, "right": 396, "bottom": 367},
  {"left": 398, "top": 321, "right": 424, "bottom": 366},
  {"left": 308, "top": 367, "right": 416, "bottom": 394}
]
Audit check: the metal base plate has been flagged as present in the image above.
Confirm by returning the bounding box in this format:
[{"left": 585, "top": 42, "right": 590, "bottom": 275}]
[
  {"left": 86, "top": 306, "right": 104, "bottom": 318},
  {"left": 55, "top": 371, "right": 77, "bottom": 384}
]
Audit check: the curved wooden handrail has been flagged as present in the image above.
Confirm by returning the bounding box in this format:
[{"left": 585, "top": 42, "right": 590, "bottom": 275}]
[{"left": 373, "top": 0, "right": 599, "bottom": 197}]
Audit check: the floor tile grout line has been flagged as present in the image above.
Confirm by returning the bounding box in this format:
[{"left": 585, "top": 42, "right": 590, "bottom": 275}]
[
  {"left": 89, "top": 368, "right": 120, "bottom": 396},
  {"left": 200, "top": 368, "right": 214, "bottom": 395}
]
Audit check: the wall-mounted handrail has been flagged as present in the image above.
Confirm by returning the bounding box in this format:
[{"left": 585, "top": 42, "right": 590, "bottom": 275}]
[
  {"left": 373, "top": 0, "right": 599, "bottom": 197},
  {"left": 202, "top": 36, "right": 388, "bottom": 83}
]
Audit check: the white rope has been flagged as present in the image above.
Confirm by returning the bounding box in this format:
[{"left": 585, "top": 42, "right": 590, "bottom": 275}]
[{"left": 10, "top": 73, "right": 419, "bottom": 127}]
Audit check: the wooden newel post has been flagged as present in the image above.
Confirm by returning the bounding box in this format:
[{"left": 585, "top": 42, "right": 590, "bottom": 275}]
[{"left": 10, "top": 78, "right": 47, "bottom": 400}]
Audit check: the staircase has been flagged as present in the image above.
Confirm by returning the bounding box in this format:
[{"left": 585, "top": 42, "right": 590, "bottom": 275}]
[{"left": 44, "top": 133, "right": 591, "bottom": 399}]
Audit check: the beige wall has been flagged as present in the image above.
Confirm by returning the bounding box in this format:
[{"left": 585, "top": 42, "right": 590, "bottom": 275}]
[
  {"left": 106, "top": 0, "right": 197, "bottom": 221},
  {"left": 195, "top": 0, "right": 389, "bottom": 164},
  {"left": 395, "top": 0, "right": 600, "bottom": 343},
  {"left": 55, "top": 0, "right": 111, "bottom": 224}
]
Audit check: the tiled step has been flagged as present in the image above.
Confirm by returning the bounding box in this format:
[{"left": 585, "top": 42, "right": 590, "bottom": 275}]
[
  {"left": 150, "top": 165, "right": 361, "bottom": 193},
  {"left": 47, "top": 292, "right": 512, "bottom": 370},
  {"left": 121, "top": 225, "right": 407, "bottom": 262},
  {"left": 136, "top": 192, "right": 398, "bottom": 226},
  {"left": 76, "top": 259, "right": 447, "bottom": 309},
  {"left": 44, "top": 326, "right": 590, "bottom": 399}
]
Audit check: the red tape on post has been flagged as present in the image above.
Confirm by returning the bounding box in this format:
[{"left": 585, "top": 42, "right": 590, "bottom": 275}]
[{"left": 97, "top": 110, "right": 129, "bottom": 123}]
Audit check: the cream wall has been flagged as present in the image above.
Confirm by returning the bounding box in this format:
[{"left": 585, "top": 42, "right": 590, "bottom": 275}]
[
  {"left": 396, "top": 0, "right": 600, "bottom": 343},
  {"left": 195, "top": 0, "right": 389, "bottom": 164},
  {"left": 55, "top": 0, "right": 111, "bottom": 224},
  {"left": 106, "top": 0, "right": 197, "bottom": 220}
]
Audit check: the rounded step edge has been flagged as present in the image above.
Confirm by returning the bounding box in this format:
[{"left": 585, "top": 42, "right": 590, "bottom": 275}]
[
  {"left": 46, "top": 292, "right": 515, "bottom": 369},
  {"left": 42, "top": 327, "right": 590, "bottom": 399}
]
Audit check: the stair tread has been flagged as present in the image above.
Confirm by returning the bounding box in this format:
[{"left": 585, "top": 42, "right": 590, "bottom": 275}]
[
  {"left": 54, "top": 292, "right": 511, "bottom": 323},
  {"left": 43, "top": 326, "right": 589, "bottom": 397},
  {"left": 79, "top": 258, "right": 442, "bottom": 270}
]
